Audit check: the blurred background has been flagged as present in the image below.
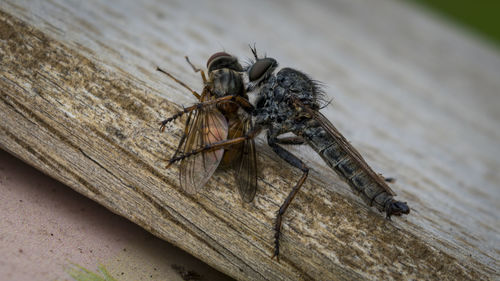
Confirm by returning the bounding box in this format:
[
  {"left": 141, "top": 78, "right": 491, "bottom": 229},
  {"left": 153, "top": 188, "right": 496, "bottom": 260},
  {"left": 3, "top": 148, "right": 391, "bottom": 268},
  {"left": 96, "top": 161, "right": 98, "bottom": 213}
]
[
  {"left": 1, "top": 0, "right": 498, "bottom": 280},
  {"left": 408, "top": 0, "right": 500, "bottom": 49}
]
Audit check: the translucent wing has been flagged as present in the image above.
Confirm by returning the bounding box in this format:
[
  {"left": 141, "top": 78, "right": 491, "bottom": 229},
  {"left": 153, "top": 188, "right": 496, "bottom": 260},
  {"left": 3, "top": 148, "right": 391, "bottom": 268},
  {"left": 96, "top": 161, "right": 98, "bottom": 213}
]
[
  {"left": 235, "top": 118, "right": 258, "bottom": 202},
  {"left": 179, "top": 105, "right": 228, "bottom": 194},
  {"left": 296, "top": 99, "right": 396, "bottom": 195},
  {"left": 170, "top": 111, "right": 194, "bottom": 161}
]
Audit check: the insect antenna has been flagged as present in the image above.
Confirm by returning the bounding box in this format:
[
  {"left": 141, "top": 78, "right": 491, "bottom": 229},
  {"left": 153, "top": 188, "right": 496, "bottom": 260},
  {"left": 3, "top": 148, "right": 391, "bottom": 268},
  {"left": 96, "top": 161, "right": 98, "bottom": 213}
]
[
  {"left": 249, "top": 43, "right": 259, "bottom": 59},
  {"left": 156, "top": 66, "right": 201, "bottom": 99}
]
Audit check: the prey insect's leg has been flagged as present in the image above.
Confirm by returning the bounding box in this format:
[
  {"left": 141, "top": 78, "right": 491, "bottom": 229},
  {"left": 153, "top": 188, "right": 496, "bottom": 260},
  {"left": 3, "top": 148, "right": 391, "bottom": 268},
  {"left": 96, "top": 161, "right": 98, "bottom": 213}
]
[
  {"left": 157, "top": 67, "right": 201, "bottom": 100},
  {"left": 185, "top": 56, "right": 208, "bottom": 83},
  {"left": 166, "top": 127, "right": 261, "bottom": 168},
  {"left": 267, "top": 135, "right": 309, "bottom": 261},
  {"left": 159, "top": 95, "right": 239, "bottom": 130},
  {"left": 169, "top": 111, "right": 193, "bottom": 162}
]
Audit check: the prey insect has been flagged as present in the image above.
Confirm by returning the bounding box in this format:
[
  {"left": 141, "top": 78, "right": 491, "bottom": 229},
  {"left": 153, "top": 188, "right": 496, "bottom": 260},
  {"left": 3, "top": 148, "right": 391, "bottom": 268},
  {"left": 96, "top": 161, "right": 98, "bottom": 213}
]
[
  {"left": 245, "top": 46, "right": 410, "bottom": 260},
  {"left": 158, "top": 53, "right": 257, "bottom": 201}
]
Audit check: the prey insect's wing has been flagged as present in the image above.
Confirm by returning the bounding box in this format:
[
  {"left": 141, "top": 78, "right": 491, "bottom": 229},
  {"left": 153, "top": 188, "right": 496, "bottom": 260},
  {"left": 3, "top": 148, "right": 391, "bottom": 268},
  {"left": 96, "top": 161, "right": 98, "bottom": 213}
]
[
  {"left": 296, "top": 99, "right": 396, "bottom": 195},
  {"left": 235, "top": 118, "right": 258, "bottom": 202},
  {"left": 170, "top": 110, "right": 194, "bottom": 161},
  {"left": 179, "top": 105, "right": 228, "bottom": 194}
]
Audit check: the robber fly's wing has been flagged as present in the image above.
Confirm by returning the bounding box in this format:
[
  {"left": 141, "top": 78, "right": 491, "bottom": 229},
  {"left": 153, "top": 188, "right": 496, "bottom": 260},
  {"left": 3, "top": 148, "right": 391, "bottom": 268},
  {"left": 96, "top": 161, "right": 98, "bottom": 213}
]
[
  {"left": 297, "top": 99, "right": 396, "bottom": 195},
  {"left": 179, "top": 106, "right": 228, "bottom": 194},
  {"left": 235, "top": 118, "right": 258, "bottom": 202}
]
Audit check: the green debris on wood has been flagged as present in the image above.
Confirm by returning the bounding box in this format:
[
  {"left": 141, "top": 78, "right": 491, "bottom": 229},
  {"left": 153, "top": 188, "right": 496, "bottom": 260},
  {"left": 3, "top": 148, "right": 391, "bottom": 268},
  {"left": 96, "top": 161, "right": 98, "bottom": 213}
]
[{"left": 67, "top": 264, "right": 119, "bottom": 281}]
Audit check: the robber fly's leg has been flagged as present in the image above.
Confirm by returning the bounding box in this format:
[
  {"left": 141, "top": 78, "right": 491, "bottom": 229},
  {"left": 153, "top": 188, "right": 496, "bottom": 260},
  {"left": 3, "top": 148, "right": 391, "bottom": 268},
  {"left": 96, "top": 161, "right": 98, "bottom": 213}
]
[
  {"left": 159, "top": 95, "right": 240, "bottom": 130},
  {"left": 384, "top": 177, "right": 396, "bottom": 183},
  {"left": 159, "top": 105, "right": 195, "bottom": 131},
  {"left": 233, "top": 96, "right": 255, "bottom": 113},
  {"left": 267, "top": 134, "right": 309, "bottom": 261},
  {"left": 185, "top": 56, "right": 208, "bottom": 83},
  {"left": 166, "top": 137, "right": 248, "bottom": 168},
  {"left": 214, "top": 95, "right": 254, "bottom": 113},
  {"left": 157, "top": 66, "right": 201, "bottom": 100},
  {"left": 274, "top": 136, "right": 305, "bottom": 145},
  {"left": 166, "top": 127, "right": 261, "bottom": 168}
]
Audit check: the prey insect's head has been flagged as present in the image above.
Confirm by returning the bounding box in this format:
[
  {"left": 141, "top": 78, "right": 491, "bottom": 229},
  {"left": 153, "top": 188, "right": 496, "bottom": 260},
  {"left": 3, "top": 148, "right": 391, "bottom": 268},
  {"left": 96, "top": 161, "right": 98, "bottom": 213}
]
[
  {"left": 207, "top": 52, "right": 243, "bottom": 73},
  {"left": 386, "top": 200, "right": 410, "bottom": 218}
]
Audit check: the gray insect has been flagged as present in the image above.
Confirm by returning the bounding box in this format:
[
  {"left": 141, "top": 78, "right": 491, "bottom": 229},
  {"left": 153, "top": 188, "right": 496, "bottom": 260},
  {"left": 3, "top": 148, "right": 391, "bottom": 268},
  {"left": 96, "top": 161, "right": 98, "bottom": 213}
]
[{"left": 245, "top": 46, "right": 410, "bottom": 259}]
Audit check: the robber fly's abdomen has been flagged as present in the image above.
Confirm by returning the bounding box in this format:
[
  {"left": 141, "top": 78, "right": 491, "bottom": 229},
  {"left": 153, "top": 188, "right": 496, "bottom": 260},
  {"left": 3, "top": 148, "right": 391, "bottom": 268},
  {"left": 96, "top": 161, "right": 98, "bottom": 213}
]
[{"left": 302, "top": 124, "right": 393, "bottom": 213}]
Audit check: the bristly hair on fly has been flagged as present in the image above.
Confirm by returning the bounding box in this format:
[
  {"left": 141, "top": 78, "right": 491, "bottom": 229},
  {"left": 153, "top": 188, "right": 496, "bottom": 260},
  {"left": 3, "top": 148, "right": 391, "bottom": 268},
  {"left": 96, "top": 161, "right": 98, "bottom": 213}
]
[
  {"left": 313, "top": 79, "right": 333, "bottom": 110},
  {"left": 293, "top": 69, "right": 331, "bottom": 110},
  {"left": 244, "top": 44, "right": 331, "bottom": 110}
]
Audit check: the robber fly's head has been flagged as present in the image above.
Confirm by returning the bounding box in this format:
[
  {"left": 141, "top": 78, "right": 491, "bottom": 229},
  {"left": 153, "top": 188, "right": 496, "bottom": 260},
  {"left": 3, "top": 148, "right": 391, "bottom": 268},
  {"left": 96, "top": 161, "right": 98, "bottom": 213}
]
[
  {"left": 246, "top": 45, "right": 278, "bottom": 91},
  {"left": 386, "top": 200, "right": 410, "bottom": 218},
  {"left": 206, "top": 52, "right": 243, "bottom": 73},
  {"left": 248, "top": 57, "right": 277, "bottom": 82}
]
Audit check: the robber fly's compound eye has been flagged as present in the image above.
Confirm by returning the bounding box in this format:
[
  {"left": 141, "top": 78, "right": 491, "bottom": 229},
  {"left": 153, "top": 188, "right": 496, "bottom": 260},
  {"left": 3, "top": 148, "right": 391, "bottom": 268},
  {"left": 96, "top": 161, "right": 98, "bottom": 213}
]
[
  {"left": 248, "top": 58, "right": 277, "bottom": 82},
  {"left": 207, "top": 52, "right": 243, "bottom": 72}
]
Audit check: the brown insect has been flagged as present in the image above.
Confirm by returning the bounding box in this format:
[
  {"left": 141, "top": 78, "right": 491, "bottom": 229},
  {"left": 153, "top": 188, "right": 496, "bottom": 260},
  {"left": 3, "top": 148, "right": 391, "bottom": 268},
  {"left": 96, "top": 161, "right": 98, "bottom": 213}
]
[{"left": 158, "top": 53, "right": 257, "bottom": 201}]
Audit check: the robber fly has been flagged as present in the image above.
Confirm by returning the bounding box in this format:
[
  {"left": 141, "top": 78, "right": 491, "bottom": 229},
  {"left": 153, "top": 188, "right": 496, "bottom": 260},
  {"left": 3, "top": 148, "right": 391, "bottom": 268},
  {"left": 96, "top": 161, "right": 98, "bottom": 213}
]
[
  {"left": 244, "top": 46, "right": 410, "bottom": 259},
  {"left": 158, "top": 52, "right": 257, "bottom": 202}
]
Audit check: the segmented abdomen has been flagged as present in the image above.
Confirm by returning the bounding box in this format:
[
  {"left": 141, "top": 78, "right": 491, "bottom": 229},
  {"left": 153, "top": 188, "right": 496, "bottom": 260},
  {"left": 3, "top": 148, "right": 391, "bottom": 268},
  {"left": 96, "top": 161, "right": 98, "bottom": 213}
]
[{"left": 301, "top": 123, "right": 393, "bottom": 213}]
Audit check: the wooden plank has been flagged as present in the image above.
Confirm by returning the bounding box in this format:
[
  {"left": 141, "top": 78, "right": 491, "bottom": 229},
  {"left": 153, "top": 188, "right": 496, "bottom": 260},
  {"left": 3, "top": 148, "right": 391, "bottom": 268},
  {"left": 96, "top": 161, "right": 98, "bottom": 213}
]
[{"left": 1, "top": 0, "right": 498, "bottom": 280}]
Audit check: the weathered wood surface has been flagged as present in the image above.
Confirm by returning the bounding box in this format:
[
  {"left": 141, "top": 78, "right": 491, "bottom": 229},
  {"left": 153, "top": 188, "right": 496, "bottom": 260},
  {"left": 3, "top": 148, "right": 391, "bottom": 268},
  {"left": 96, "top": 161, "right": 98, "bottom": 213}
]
[{"left": 1, "top": 0, "right": 498, "bottom": 280}]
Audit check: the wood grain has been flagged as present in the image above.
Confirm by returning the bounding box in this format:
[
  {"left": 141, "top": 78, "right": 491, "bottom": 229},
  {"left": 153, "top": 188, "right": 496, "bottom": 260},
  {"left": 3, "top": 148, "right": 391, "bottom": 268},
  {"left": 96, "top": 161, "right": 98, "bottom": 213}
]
[{"left": 1, "top": 0, "right": 498, "bottom": 280}]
